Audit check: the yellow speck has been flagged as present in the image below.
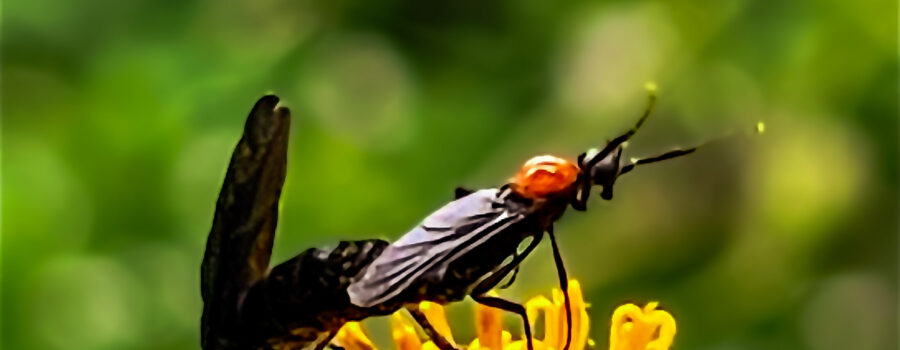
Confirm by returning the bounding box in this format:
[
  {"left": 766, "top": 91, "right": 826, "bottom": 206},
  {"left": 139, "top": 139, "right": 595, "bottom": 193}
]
[
  {"left": 630, "top": 157, "right": 638, "bottom": 164},
  {"left": 644, "top": 82, "right": 658, "bottom": 94},
  {"left": 756, "top": 121, "right": 765, "bottom": 134}
]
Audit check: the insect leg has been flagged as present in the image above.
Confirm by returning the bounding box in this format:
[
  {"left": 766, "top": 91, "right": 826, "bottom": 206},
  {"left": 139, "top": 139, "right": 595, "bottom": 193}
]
[
  {"left": 473, "top": 234, "right": 543, "bottom": 292},
  {"left": 468, "top": 234, "right": 543, "bottom": 350},
  {"left": 570, "top": 171, "right": 591, "bottom": 212},
  {"left": 497, "top": 264, "right": 519, "bottom": 289},
  {"left": 472, "top": 294, "right": 534, "bottom": 350},
  {"left": 548, "top": 226, "right": 573, "bottom": 350},
  {"left": 314, "top": 330, "right": 339, "bottom": 350},
  {"left": 406, "top": 304, "right": 457, "bottom": 350}
]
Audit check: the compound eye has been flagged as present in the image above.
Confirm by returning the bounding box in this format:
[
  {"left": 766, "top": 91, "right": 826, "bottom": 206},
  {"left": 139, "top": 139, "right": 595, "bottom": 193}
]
[{"left": 513, "top": 155, "right": 580, "bottom": 198}]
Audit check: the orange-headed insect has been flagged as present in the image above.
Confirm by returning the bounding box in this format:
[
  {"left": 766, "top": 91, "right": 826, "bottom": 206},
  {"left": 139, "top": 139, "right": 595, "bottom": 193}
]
[
  {"left": 347, "top": 85, "right": 707, "bottom": 350},
  {"left": 210, "top": 87, "right": 722, "bottom": 350}
]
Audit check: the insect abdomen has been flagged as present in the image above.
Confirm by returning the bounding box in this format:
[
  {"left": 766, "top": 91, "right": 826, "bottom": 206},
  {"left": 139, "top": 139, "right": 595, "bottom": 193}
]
[{"left": 238, "top": 239, "right": 390, "bottom": 348}]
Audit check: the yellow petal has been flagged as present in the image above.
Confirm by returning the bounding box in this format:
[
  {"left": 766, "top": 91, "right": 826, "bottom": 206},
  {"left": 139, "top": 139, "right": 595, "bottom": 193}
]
[
  {"left": 644, "top": 310, "right": 676, "bottom": 350},
  {"left": 334, "top": 322, "right": 377, "bottom": 350},
  {"left": 566, "top": 280, "right": 590, "bottom": 350},
  {"left": 502, "top": 330, "right": 512, "bottom": 349},
  {"left": 526, "top": 295, "right": 555, "bottom": 346},
  {"left": 421, "top": 341, "right": 441, "bottom": 350},
  {"left": 420, "top": 301, "right": 456, "bottom": 346},
  {"left": 525, "top": 295, "right": 553, "bottom": 324},
  {"left": 505, "top": 340, "right": 527, "bottom": 350},
  {"left": 608, "top": 302, "right": 676, "bottom": 350},
  {"left": 476, "top": 294, "right": 505, "bottom": 350},
  {"left": 472, "top": 331, "right": 512, "bottom": 350},
  {"left": 550, "top": 288, "right": 568, "bottom": 350},
  {"left": 549, "top": 282, "right": 589, "bottom": 350},
  {"left": 392, "top": 313, "right": 423, "bottom": 350},
  {"left": 504, "top": 339, "right": 548, "bottom": 350}
]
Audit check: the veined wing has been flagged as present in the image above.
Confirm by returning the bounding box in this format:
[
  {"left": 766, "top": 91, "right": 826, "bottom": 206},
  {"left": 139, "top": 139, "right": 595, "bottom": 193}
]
[{"left": 347, "top": 189, "right": 524, "bottom": 307}]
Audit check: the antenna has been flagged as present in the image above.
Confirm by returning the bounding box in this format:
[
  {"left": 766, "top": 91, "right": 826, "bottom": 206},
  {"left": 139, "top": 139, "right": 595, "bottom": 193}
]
[
  {"left": 619, "top": 121, "right": 765, "bottom": 175},
  {"left": 584, "top": 82, "right": 659, "bottom": 169}
]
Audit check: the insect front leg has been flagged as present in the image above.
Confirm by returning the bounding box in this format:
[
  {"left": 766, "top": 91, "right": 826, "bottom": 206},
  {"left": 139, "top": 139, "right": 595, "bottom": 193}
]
[
  {"left": 471, "top": 294, "right": 534, "bottom": 350},
  {"left": 570, "top": 175, "right": 591, "bottom": 211},
  {"left": 548, "top": 226, "right": 572, "bottom": 350},
  {"left": 405, "top": 304, "right": 458, "bottom": 350}
]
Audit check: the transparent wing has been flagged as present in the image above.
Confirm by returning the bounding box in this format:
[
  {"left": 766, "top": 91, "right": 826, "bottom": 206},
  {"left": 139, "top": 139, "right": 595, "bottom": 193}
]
[{"left": 347, "top": 189, "right": 524, "bottom": 307}]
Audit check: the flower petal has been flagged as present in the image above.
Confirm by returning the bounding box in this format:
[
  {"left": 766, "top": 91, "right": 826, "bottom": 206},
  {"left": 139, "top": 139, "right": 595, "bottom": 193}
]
[
  {"left": 608, "top": 302, "right": 676, "bottom": 350},
  {"left": 392, "top": 313, "right": 423, "bottom": 350},
  {"left": 476, "top": 292, "right": 504, "bottom": 350},
  {"left": 334, "top": 322, "right": 377, "bottom": 350},
  {"left": 525, "top": 295, "right": 555, "bottom": 346},
  {"left": 420, "top": 301, "right": 456, "bottom": 346},
  {"left": 505, "top": 339, "right": 549, "bottom": 350},
  {"left": 550, "top": 288, "right": 569, "bottom": 349},
  {"left": 421, "top": 341, "right": 440, "bottom": 350},
  {"left": 567, "top": 280, "right": 590, "bottom": 350}
]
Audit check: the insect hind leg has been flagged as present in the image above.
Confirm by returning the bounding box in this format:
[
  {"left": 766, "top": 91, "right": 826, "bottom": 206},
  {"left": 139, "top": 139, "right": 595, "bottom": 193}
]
[{"left": 471, "top": 294, "right": 534, "bottom": 350}]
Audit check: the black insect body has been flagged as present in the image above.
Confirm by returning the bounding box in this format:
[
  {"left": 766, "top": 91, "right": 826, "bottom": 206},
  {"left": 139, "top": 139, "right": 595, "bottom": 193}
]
[
  {"left": 202, "top": 91, "right": 702, "bottom": 350},
  {"left": 239, "top": 239, "right": 391, "bottom": 348},
  {"left": 342, "top": 89, "right": 702, "bottom": 350}
]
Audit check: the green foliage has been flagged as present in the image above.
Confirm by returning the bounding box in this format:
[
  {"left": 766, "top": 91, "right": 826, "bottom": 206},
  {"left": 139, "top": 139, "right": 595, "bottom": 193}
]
[{"left": 2, "top": 0, "right": 897, "bottom": 349}]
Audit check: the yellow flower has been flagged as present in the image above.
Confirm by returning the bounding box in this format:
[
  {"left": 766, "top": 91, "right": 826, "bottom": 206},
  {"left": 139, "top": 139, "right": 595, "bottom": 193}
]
[
  {"left": 333, "top": 280, "right": 676, "bottom": 350},
  {"left": 333, "top": 321, "right": 376, "bottom": 350},
  {"left": 608, "top": 302, "right": 676, "bottom": 350}
]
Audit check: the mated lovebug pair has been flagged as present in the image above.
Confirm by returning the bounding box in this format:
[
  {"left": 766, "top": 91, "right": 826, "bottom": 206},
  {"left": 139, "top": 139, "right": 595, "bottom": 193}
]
[{"left": 201, "top": 85, "right": 725, "bottom": 350}]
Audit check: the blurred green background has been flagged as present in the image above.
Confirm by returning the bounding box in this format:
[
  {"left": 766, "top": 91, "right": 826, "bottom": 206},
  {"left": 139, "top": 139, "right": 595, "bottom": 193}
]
[{"left": 2, "top": 0, "right": 898, "bottom": 349}]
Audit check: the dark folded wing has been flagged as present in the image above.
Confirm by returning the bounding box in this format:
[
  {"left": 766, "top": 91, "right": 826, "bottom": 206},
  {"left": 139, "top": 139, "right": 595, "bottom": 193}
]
[
  {"left": 200, "top": 96, "right": 290, "bottom": 348},
  {"left": 347, "top": 189, "right": 524, "bottom": 307}
]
